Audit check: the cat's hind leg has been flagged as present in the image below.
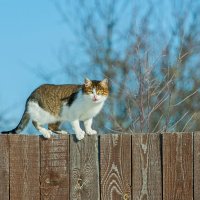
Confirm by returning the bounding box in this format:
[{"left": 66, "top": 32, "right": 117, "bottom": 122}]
[
  {"left": 48, "top": 122, "right": 68, "bottom": 135},
  {"left": 32, "top": 121, "right": 52, "bottom": 138}
]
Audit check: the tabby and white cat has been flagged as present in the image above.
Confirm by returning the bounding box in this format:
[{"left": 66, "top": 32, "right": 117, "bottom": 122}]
[{"left": 1, "top": 78, "right": 109, "bottom": 140}]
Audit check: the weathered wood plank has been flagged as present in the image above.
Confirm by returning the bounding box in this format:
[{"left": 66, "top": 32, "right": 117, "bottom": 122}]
[
  {"left": 132, "top": 133, "right": 162, "bottom": 200},
  {"left": 9, "top": 135, "right": 40, "bottom": 200},
  {"left": 194, "top": 132, "right": 200, "bottom": 200},
  {"left": 0, "top": 135, "right": 9, "bottom": 200},
  {"left": 0, "top": 132, "right": 197, "bottom": 199},
  {"left": 163, "top": 133, "right": 193, "bottom": 200},
  {"left": 70, "top": 135, "right": 99, "bottom": 200},
  {"left": 100, "top": 134, "right": 131, "bottom": 200},
  {"left": 40, "top": 135, "right": 69, "bottom": 200}
]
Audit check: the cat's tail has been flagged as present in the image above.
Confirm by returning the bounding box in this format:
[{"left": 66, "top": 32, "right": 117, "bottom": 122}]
[{"left": 1, "top": 110, "right": 30, "bottom": 134}]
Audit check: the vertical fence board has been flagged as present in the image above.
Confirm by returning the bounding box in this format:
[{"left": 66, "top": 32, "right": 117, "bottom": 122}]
[
  {"left": 163, "top": 133, "right": 193, "bottom": 200},
  {"left": 70, "top": 135, "right": 99, "bottom": 200},
  {"left": 0, "top": 132, "right": 198, "bottom": 200},
  {"left": 0, "top": 135, "right": 9, "bottom": 200},
  {"left": 132, "top": 133, "right": 162, "bottom": 200},
  {"left": 40, "top": 135, "right": 69, "bottom": 200},
  {"left": 100, "top": 134, "right": 131, "bottom": 200},
  {"left": 194, "top": 132, "right": 200, "bottom": 200},
  {"left": 9, "top": 135, "right": 40, "bottom": 200}
]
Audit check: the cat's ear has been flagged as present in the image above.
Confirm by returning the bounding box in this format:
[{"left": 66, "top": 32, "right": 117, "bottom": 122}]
[
  {"left": 100, "top": 78, "right": 108, "bottom": 87},
  {"left": 84, "top": 78, "right": 92, "bottom": 87}
]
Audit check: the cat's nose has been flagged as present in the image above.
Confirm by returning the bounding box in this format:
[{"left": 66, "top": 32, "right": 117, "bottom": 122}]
[{"left": 93, "top": 95, "right": 98, "bottom": 101}]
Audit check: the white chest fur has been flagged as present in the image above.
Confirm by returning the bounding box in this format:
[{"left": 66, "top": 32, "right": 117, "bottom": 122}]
[{"left": 61, "top": 94, "right": 105, "bottom": 121}]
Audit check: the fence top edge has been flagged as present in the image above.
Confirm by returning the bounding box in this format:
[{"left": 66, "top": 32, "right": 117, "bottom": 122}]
[{"left": 0, "top": 132, "right": 196, "bottom": 138}]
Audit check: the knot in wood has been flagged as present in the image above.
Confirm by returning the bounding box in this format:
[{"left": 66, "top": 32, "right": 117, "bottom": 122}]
[
  {"left": 123, "top": 193, "right": 129, "bottom": 200},
  {"left": 45, "top": 178, "right": 50, "bottom": 184},
  {"left": 77, "top": 178, "right": 83, "bottom": 188}
]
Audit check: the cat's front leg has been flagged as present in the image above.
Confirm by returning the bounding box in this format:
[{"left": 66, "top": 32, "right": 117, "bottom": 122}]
[
  {"left": 84, "top": 118, "right": 97, "bottom": 135},
  {"left": 71, "top": 120, "right": 85, "bottom": 140}
]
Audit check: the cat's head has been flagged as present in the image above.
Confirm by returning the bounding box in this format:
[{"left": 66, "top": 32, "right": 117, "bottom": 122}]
[{"left": 83, "top": 78, "right": 109, "bottom": 103}]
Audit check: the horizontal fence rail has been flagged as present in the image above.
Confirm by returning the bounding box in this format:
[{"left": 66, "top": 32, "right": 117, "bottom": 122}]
[{"left": 0, "top": 132, "right": 199, "bottom": 200}]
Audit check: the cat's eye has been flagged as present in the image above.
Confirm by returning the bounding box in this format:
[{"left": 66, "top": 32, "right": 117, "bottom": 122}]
[
  {"left": 96, "top": 90, "right": 103, "bottom": 95},
  {"left": 87, "top": 90, "right": 93, "bottom": 94}
]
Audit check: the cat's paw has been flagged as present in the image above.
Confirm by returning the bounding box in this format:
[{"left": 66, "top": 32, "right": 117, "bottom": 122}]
[
  {"left": 42, "top": 129, "right": 52, "bottom": 139},
  {"left": 86, "top": 129, "right": 97, "bottom": 135},
  {"left": 54, "top": 130, "right": 68, "bottom": 135},
  {"left": 60, "top": 130, "right": 68, "bottom": 134},
  {"left": 75, "top": 130, "right": 85, "bottom": 140}
]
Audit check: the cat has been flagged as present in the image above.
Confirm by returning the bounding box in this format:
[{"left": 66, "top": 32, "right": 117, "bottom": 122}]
[{"left": 1, "top": 78, "right": 109, "bottom": 140}]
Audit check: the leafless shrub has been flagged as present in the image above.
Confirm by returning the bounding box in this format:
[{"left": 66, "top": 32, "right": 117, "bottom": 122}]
[{"left": 52, "top": 0, "right": 200, "bottom": 133}]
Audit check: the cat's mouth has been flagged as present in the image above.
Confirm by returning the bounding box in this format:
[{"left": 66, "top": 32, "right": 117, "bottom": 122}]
[{"left": 92, "top": 96, "right": 99, "bottom": 102}]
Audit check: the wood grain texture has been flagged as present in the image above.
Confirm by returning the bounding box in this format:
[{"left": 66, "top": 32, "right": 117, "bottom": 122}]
[
  {"left": 163, "top": 133, "right": 193, "bottom": 200},
  {"left": 40, "top": 135, "right": 69, "bottom": 200},
  {"left": 100, "top": 134, "right": 131, "bottom": 200},
  {"left": 0, "top": 135, "right": 9, "bottom": 200},
  {"left": 0, "top": 133, "right": 197, "bottom": 199},
  {"left": 194, "top": 132, "right": 200, "bottom": 200},
  {"left": 70, "top": 135, "right": 99, "bottom": 200},
  {"left": 132, "top": 133, "right": 162, "bottom": 200},
  {"left": 9, "top": 135, "right": 40, "bottom": 200}
]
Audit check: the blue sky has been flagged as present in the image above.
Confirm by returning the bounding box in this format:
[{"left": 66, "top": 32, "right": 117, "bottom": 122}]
[
  {"left": 0, "top": 0, "right": 174, "bottom": 130},
  {"left": 0, "top": 0, "right": 197, "bottom": 132},
  {"left": 0, "top": 0, "right": 71, "bottom": 129}
]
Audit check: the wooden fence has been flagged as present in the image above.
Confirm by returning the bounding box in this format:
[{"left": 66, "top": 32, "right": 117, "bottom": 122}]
[{"left": 0, "top": 132, "right": 199, "bottom": 200}]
